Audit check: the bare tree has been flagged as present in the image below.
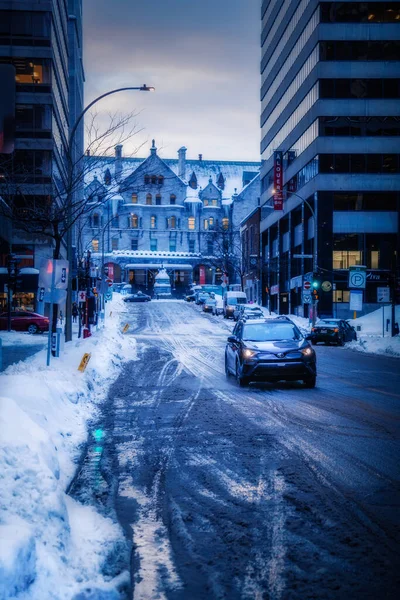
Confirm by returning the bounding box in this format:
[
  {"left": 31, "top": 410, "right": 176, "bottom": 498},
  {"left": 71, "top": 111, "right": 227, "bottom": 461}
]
[{"left": 205, "top": 225, "right": 246, "bottom": 289}]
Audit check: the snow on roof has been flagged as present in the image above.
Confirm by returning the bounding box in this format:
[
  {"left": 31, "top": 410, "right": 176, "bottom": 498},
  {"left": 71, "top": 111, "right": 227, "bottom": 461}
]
[
  {"left": 84, "top": 152, "right": 260, "bottom": 200},
  {"left": 92, "top": 250, "right": 201, "bottom": 259}
]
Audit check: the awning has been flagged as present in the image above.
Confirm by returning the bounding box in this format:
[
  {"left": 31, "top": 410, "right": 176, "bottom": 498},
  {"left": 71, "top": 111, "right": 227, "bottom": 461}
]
[{"left": 125, "top": 263, "right": 193, "bottom": 270}]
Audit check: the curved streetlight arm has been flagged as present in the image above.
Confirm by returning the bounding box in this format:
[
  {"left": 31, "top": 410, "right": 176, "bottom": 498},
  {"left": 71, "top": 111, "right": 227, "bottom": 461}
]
[{"left": 69, "top": 85, "right": 155, "bottom": 149}]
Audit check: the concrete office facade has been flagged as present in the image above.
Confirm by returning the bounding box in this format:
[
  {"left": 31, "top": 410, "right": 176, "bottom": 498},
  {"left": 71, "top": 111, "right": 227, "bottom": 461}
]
[{"left": 260, "top": 1, "right": 400, "bottom": 318}]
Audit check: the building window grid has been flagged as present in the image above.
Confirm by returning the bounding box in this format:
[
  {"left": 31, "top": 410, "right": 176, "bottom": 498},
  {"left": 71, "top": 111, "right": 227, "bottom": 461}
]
[
  {"left": 262, "top": 1, "right": 318, "bottom": 84},
  {"left": 188, "top": 217, "right": 195, "bottom": 230},
  {"left": 262, "top": 83, "right": 319, "bottom": 159},
  {"left": 262, "top": 0, "right": 280, "bottom": 32},
  {"left": 262, "top": 45, "right": 319, "bottom": 135},
  {"left": 289, "top": 119, "right": 319, "bottom": 159},
  {"left": 262, "top": 0, "right": 291, "bottom": 53}
]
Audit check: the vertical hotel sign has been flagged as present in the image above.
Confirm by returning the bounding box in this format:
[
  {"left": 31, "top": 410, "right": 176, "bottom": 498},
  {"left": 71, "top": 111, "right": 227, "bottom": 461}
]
[{"left": 273, "top": 151, "right": 284, "bottom": 210}]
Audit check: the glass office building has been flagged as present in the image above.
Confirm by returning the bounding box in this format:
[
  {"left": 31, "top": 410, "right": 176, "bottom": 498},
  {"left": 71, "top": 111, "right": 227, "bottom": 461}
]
[
  {"left": 260, "top": 1, "right": 400, "bottom": 318},
  {"left": 0, "top": 0, "right": 84, "bottom": 310}
]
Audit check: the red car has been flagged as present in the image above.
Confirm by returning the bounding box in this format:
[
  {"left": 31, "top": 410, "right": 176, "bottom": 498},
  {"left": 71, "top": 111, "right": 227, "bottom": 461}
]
[{"left": 0, "top": 311, "right": 49, "bottom": 334}]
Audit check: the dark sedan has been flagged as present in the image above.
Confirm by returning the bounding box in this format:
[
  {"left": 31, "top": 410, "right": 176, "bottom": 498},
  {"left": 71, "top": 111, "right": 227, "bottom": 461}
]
[
  {"left": 225, "top": 318, "right": 316, "bottom": 388},
  {"left": 123, "top": 292, "right": 151, "bottom": 303},
  {"left": 0, "top": 311, "right": 49, "bottom": 334},
  {"left": 311, "top": 319, "right": 357, "bottom": 346},
  {"left": 233, "top": 305, "right": 264, "bottom": 322}
]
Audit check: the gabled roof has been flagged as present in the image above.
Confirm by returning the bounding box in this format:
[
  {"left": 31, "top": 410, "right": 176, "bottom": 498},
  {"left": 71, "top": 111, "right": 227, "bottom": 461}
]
[{"left": 120, "top": 152, "right": 185, "bottom": 190}]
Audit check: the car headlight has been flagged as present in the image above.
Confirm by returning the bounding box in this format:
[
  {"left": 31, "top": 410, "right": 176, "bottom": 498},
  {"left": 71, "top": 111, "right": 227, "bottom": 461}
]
[
  {"left": 300, "top": 347, "right": 314, "bottom": 356},
  {"left": 242, "top": 348, "right": 257, "bottom": 359}
]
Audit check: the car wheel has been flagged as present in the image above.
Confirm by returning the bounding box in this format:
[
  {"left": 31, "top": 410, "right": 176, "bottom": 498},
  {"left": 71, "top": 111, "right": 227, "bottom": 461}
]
[
  {"left": 27, "top": 324, "right": 38, "bottom": 334},
  {"left": 303, "top": 376, "right": 316, "bottom": 388},
  {"left": 337, "top": 336, "right": 344, "bottom": 346},
  {"left": 236, "top": 360, "right": 249, "bottom": 387}
]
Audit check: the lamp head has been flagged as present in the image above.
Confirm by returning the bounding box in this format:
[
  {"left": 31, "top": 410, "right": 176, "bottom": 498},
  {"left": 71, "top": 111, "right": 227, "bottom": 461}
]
[{"left": 140, "top": 84, "right": 155, "bottom": 92}]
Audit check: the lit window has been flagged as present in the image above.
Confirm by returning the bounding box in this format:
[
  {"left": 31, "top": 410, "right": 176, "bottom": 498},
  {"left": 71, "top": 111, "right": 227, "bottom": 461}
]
[
  {"left": 168, "top": 216, "right": 176, "bottom": 229},
  {"left": 131, "top": 193, "right": 138, "bottom": 204},
  {"left": 211, "top": 199, "right": 218, "bottom": 207},
  {"left": 150, "top": 238, "right": 157, "bottom": 251},
  {"left": 188, "top": 217, "right": 195, "bottom": 230},
  {"left": 222, "top": 217, "right": 229, "bottom": 230},
  {"left": 146, "top": 194, "right": 152, "bottom": 205},
  {"left": 156, "top": 194, "right": 161, "bottom": 205},
  {"left": 92, "top": 213, "right": 100, "bottom": 227},
  {"left": 204, "top": 219, "right": 209, "bottom": 230},
  {"left": 371, "top": 250, "right": 379, "bottom": 269},
  {"left": 112, "top": 238, "right": 118, "bottom": 250},
  {"left": 203, "top": 199, "right": 209, "bottom": 206},
  {"left": 150, "top": 215, "right": 157, "bottom": 229},
  {"left": 209, "top": 217, "right": 214, "bottom": 228},
  {"left": 170, "top": 194, "right": 176, "bottom": 205},
  {"left": 332, "top": 250, "right": 362, "bottom": 269},
  {"left": 92, "top": 239, "right": 99, "bottom": 252},
  {"left": 131, "top": 214, "right": 139, "bottom": 228}
]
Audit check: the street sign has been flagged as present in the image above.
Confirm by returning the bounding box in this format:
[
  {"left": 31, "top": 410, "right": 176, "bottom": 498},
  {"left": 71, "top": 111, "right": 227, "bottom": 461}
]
[
  {"left": 78, "top": 290, "right": 87, "bottom": 302},
  {"left": 304, "top": 281, "right": 311, "bottom": 290},
  {"left": 321, "top": 281, "right": 332, "bottom": 292},
  {"left": 348, "top": 266, "right": 366, "bottom": 289},
  {"left": 302, "top": 293, "right": 311, "bottom": 304},
  {"left": 349, "top": 290, "right": 363, "bottom": 311},
  {"left": 39, "top": 259, "right": 69, "bottom": 291},
  {"left": 377, "top": 287, "right": 390, "bottom": 303}
]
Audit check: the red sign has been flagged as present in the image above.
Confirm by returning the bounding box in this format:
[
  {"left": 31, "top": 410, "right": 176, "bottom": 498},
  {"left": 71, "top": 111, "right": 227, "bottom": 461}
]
[
  {"left": 304, "top": 281, "right": 311, "bottom": 290},
  {"left": 273, "top": 151, "right": 284, "bottom": 210},
  {"left": 199, "top": 265, "right": 206, "bottom": 285}
]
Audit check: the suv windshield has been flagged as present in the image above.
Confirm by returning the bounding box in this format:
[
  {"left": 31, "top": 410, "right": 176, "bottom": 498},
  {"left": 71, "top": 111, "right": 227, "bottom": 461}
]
[
  {"left": 229, "top": 297, "right": 247, "bottom": 305},
  {"left": 243, "top": 322, "right": 301, "bottom": 342}
]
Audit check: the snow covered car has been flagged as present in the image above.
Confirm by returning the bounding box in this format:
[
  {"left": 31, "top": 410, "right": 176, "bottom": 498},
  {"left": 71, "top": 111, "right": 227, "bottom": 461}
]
[
  {"left": 123, "top": 292, "right": 151, "bottom": 303},
  {"left": 311, "top": 319, "right": 357, "bottom": 346},
  {"left": 225, "top": 318, "right": 316, "bottom": 388},
  {"left": 196, "top": 290, "right": 212, "bottom": 305},
  {"left": 0, "top": 311, "right": 49, "bottom": 334},
  {"left": 233, "top": 305, "right": 264, "bottom": 322},
  {"left": 202, "top": 297, "right": 217, "bottom": 313}
]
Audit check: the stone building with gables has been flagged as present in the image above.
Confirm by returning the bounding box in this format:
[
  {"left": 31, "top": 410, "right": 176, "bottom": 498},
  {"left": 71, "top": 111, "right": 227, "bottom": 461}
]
[{"left": 80, "top": 142, "right": 260, "bottom": 294}]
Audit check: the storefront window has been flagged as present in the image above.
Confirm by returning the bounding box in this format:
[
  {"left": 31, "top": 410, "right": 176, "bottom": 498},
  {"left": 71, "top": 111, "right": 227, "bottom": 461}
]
[{"left": 333, "top": 250, "right": 362, "bottom": 269}]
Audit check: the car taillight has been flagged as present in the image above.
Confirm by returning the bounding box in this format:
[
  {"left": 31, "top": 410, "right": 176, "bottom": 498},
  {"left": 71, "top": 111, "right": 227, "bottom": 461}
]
[{"left": 333, "top": 328, "right": 339, "bottom": 332}]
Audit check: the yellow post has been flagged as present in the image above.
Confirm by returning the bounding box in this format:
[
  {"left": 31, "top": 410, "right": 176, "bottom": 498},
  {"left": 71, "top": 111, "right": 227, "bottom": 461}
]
[{"left": 353, "top": 310, "right": 357, "bottom": 320}]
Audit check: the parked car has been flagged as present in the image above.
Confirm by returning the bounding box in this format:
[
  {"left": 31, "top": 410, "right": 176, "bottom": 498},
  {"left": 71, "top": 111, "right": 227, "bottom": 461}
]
[
  {"left": 233, "top": 305, "right": 264, "bottom": 322},
  {"left": 185, "top": 293, "right": 196, "bottom": 302},
  {"left": 223, "top": 291, "right": 248, "bottom": 318},
  {"left": 225, "top": 317, "right": 316, "bottom": 388},
  {"left": 202, "top": 296, "right": 217, "bottom": 313},
  {"left": 123, "top": 291, "right": 151, "bottom": 303},
  {"left": 311, "top": 319, "right": 357, "bottom": 346},
  {"left": 0, "top": 311, "right": 49, "bottom": 334},
  {"left": 196, "top": 290, "right": 212, "bottom": 305}
]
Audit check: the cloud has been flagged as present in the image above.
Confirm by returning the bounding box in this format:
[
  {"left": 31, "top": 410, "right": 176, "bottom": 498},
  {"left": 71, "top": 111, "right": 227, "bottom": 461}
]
[{"left": 83, "top": 0, "right": 260, "bottom": 161}]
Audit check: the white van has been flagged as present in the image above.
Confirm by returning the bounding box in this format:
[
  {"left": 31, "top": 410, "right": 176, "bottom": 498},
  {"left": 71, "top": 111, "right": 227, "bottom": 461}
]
[{"left": 223, "top": 291, "right": 247, "bottom": 318}]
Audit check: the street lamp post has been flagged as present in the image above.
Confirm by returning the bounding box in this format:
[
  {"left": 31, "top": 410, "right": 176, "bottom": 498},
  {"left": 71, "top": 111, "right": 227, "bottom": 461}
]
[
  {"left": 65, "top": 84, "right": 155, "bottom": 342},
  {"left": 271, "top": 189, "right": 318, "bottom": 325}
]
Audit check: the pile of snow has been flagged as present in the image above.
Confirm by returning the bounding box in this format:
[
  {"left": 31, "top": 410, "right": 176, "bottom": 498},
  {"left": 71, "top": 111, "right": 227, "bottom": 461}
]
[
  {"left": 347, "top": 305, "right": 400, "bottom": 357},
  {"left": 0, "top": 295, "right": 136, "bottom": 599}
]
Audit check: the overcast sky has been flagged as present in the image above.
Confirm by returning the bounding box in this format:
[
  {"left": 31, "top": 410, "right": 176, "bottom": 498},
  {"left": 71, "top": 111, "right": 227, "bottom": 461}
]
[{"left": 84, "top": 0, "right": 260, "bottom": 162}]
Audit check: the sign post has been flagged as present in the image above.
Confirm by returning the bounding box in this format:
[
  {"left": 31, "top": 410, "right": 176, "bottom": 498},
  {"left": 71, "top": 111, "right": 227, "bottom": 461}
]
[{"left": 348, "top": 265, "right": 366, "bottom": 319}]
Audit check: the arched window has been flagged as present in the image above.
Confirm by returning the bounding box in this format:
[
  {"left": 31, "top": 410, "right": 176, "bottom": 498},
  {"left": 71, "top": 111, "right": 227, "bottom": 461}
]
[
  {"left": 188, "top": 217, "right": 195, "bottom": 230},
  {"left": 150, "top": 215, "right": 157, "bottom": 229},
  {"left": 158, "top": 176, "right": 164, "bottom": 185},
  {"left": 131, "top": 193, "right": 138, "bottom": 204},
  {"left": 168, "top": 216, "right": 176, "bottom": 229},
  {"left": 155, "top": 194, "right": 162, "bottom": 205},
  {"left": 146, "top": 194, "right": 152, "bottom": 205},
  {"left": 204, "top": 219, "right": 209, "bottom": 230},
  {"left": 92, "top": 213, "right": 100, "bottom": 227},
  {"left": 131, "top": 214, "right": 139, "bottom": 228},
  {"left": 170, "top": 194, "right": 176, "bottom": 205},
  {"left": 222, "top": 217, "right": 229, "bottom": 230}
]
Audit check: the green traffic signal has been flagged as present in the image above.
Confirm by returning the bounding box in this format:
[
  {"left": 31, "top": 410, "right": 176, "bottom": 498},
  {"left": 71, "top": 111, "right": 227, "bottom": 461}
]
[{"left": 312, "top": 280, "right": 319, "bottom": 288}]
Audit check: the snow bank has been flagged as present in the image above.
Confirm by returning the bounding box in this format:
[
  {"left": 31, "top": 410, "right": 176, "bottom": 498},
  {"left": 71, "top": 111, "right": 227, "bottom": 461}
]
[
  {"left": 346, "top": 335, "right": 400, "bottom": 358},
  {"left": 0, "top": 296, "right": 136, "bottom": 599},
  {"left": 345, "top": 305, "right": 400, "bottom": 357},
  {"left": 348, "top": 305, "right": 400, "bottom": 335}
]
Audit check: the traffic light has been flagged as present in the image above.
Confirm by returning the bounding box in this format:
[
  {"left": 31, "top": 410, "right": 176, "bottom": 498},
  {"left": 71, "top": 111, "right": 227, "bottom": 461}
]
[
  {"left": 312, "top": 272, "right": 320, "bottom": 289},
  {"left": 312, "top": 288, "right": 319, "bottom": 302}
]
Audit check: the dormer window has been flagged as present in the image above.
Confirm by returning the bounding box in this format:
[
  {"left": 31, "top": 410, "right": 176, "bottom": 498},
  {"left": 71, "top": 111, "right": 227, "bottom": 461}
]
[
  {"left": 144, "top": 175, "right": 150, "bottom": 185},
  {"left": 158, "top": 176, "right": 164, "bottom": 185},
  {"left": 211, "top": 199, "right": 218, "bottom": 207},
  {"left": 151, "top": 175, "right": 157, "bottom": 185}
]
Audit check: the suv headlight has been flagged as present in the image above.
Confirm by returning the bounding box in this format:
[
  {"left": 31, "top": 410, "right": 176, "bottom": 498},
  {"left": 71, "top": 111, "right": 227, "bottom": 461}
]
[
  {"left": 300, "top": 347, "right": 314, "bottom": 356},
  {"left": 242, "top": 348, "right": 257, "bottom": 359}
]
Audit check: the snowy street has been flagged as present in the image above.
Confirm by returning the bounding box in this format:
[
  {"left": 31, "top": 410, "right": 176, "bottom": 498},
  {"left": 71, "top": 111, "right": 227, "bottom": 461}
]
[{"left": 69, "top": 300, "right": 400, "bottom": 600}]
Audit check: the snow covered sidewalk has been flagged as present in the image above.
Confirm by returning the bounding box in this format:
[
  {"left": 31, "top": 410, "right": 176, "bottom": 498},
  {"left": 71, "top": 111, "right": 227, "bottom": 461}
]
[{"left": 0, "top": 296, "right": 136, "bottom": 600}]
